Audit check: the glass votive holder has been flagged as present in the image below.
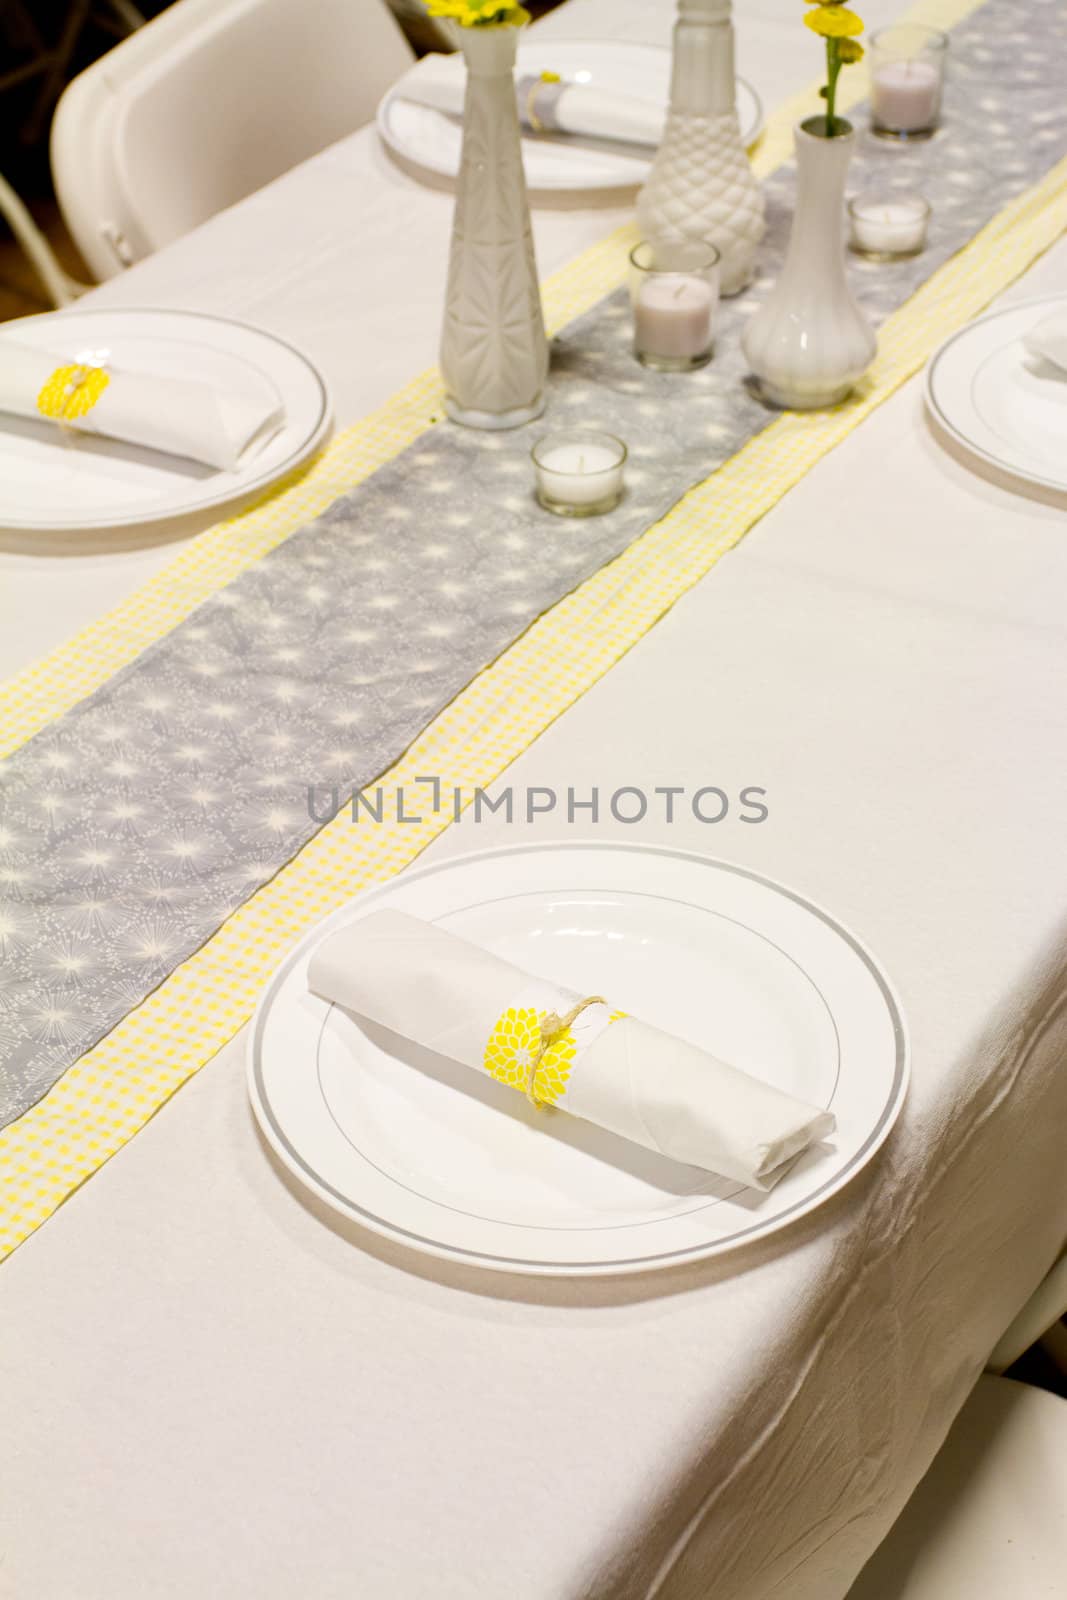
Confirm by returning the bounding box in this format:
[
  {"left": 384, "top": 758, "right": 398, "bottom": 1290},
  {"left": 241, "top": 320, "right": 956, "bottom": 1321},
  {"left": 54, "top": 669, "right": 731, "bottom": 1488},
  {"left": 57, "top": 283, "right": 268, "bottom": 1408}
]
[
  {"left": 628, "top": 239, "right": 720, "bottom": 372},
  {"left": 848, "top": 192, "right": 931, "bottom": 260},
  {"left": 869, "top": 25, "right": 948, "bottom": 141},
  {"left": 531, "top": 430, "right": 627, "bottom": 518}
]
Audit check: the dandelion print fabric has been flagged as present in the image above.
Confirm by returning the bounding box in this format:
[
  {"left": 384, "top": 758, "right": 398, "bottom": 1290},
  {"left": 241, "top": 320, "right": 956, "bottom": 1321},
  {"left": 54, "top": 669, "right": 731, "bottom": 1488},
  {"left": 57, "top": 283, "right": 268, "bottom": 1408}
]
[{"left": 2, "top": 0, "right": 1067, "bottom": 1127}]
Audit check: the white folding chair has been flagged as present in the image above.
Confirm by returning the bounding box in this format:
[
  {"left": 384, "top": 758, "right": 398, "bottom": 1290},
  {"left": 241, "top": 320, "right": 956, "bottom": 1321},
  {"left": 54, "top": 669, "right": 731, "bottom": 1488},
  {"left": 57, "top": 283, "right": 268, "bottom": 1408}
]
[
  {"left": 847, "top": 1255, "right": 1067, "bottom": 1598},
  {"left": 51, "top": 0, "right": 414, "bottom": 281},
  {"left": 0, "top": 170, "right": 85, "bottom": 306}
]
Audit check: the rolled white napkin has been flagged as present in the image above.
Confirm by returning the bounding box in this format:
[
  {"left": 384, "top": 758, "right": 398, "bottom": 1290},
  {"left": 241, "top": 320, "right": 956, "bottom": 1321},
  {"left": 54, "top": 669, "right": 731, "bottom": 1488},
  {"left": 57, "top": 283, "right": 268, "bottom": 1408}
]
[
  {"left": 0, "top": 338, "right": 285, "bottom": 470},
  {"left": 1022, "top": 310, "right": 1067, "bottom": 376},
  {"left": 308, "top": 909, "right": 835, "bottom": 1191},
  {"left": 398, "top": 53, "right": 664, "bottom": 148}
]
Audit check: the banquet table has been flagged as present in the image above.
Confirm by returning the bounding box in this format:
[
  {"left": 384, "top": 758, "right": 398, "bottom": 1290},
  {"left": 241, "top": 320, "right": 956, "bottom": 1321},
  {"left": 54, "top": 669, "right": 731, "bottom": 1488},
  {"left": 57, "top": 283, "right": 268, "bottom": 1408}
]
[{"left": 3, "top": 0, "right": 1067, "bottom": 1596}]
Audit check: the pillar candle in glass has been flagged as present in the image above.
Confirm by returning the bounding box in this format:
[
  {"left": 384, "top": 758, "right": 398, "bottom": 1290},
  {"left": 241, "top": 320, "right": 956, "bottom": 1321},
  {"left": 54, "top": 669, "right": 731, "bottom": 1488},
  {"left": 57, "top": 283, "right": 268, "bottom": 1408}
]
[
  {"left": 629, "top": 239, "right": 720, "bottom": 372},
  {"left": 869, "top": 25, "right": 948, "bottom": 140},
  {"left": 531, "top": 431, "right": 627, "bottom": 517}
]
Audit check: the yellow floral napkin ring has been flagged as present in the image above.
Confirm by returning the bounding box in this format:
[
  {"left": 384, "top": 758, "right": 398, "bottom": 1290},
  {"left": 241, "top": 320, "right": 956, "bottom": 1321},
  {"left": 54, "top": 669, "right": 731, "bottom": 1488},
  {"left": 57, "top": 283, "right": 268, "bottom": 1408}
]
[
  {"left": 37, "top": 362, "right": 110, "bottom": 427},
  {"left": 526, "top": 69, "right": 561, "bottom": 134},
  {"left": 485, "top": 995, "right": 608, "bottom": 1109}
]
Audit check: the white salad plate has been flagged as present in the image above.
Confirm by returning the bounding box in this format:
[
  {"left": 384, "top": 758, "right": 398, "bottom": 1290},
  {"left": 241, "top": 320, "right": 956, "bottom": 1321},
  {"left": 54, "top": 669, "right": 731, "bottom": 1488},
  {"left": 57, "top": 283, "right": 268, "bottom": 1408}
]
[
  {"left": 248, "top": 844, "right": 907, "bottom": 1278},
  {"left": 0, "top": 308, "right": 331, "bottom": 534},
  {"left": 377, "top": 41, "right": 763, "bottom": 195},
  {"left": 925, "top": 293, "right": 1067, "bottom": 496}
]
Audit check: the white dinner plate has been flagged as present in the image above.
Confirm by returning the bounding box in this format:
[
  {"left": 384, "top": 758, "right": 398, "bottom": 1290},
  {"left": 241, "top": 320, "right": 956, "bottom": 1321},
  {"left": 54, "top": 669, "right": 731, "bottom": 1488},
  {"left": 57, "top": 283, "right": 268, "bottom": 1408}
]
[
  {"left": 248, "top": 844, "right": 907, "bottom": 1277},
  {"left": 0, "top": 308, "right": 331, "bottom": 534},
  {"left": 378, "top": 41, "right": 764, "bottom": 195},
  {"left": 925, "top": 294, "right": 1067, "bottom": 495}
]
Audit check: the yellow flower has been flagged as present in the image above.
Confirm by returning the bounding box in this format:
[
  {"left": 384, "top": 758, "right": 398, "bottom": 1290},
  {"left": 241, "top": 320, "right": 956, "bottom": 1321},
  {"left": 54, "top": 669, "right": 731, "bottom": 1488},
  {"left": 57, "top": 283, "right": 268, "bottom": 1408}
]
[
  {"left": 426, "top": 0, "right": 530, "bottom": 26},
  {"left": 484, "top": 1006, "right": 542, "bottom": 1092},
  {"left": 838, "top": 38, "right": 865, "bottom": 61},
  {"left": 804, "top": 5, "right": 863, "bottom": 37}
]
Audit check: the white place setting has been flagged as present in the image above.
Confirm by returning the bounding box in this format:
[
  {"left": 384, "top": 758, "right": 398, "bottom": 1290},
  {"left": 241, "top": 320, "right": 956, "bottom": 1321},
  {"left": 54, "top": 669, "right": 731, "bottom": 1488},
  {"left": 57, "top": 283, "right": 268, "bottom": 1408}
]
[
  {"left": 925, "top": 292, "right": 1067, "bottom": 495},
  {"left": 250, "top": 843, "right": 906, "bottom": 1276},
  {"left": 0, "top": 307, "right": 331, "bottom": 534},
  {"left": 378, "top": 38, "right": 764, "bottom": 195}
]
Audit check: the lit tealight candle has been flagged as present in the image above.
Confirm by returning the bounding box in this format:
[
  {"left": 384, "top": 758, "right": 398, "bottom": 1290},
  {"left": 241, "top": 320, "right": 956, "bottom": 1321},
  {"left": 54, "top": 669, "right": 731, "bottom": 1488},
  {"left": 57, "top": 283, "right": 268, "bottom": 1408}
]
[
  {"left": 848, "top": 193, "right": 931, "bottom": 260},
  {"left": 629, "top": 239, "right": 720, "bottom": 372},
  {"left": 531, "top": 430, "right": 627, "bottom": 517}
]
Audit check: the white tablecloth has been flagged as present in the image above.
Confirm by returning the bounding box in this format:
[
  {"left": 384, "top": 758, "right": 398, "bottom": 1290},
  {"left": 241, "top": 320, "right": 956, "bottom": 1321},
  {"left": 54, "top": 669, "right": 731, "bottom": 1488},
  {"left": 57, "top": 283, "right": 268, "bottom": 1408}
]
[{"left": 3, "top": 3, "right": 1067, "bottom": 1597}]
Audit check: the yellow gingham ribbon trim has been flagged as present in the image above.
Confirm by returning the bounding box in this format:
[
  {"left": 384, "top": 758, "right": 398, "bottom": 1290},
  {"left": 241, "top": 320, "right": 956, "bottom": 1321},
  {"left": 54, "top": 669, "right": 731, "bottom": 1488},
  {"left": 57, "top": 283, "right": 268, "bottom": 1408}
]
[
  {"left": 1, "top": 0, "right": 1046, "bottom": 1259},
  {"left": 36, "top": 362, "right": 110, "bottom": 424}
]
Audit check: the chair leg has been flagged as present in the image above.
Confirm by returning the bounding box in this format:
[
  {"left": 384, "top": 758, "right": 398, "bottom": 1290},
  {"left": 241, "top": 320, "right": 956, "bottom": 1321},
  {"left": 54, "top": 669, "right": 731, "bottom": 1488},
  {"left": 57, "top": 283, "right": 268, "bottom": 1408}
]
[
  {"left": 0, "top": 170, "right": 89, "bottom": 307},
  {"left": 102, "top": 0, "right": 147, "bottom": 31},
  {"left": 22, "top": 0, "right": 92, "bottom": 144}
]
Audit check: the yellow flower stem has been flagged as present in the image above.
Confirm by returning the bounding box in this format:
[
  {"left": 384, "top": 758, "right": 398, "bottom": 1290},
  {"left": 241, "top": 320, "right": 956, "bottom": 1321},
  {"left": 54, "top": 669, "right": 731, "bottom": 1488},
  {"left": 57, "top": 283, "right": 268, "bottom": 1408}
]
[{"left": 825, "top": 38, "right": 843, "bottom": 136}]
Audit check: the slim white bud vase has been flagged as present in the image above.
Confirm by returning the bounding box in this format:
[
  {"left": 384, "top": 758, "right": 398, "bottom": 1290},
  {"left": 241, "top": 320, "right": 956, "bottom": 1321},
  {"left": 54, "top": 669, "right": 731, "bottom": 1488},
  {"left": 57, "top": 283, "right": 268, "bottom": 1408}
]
[
  {"left": 636, "top": 0, "right": 765, "bottom": 297},
  {"left": 742, "top": 118, "right": 877, "bottom": 409},
  {"left": 440, "top": 23, "right": 548, "bottom": 430}
]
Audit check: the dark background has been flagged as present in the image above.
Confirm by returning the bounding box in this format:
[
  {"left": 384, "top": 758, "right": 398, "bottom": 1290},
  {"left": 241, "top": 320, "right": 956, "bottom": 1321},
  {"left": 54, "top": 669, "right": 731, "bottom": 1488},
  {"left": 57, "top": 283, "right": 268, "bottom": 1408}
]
[{"left": 1, "top": 0, "right": 173, "bottom": 193}]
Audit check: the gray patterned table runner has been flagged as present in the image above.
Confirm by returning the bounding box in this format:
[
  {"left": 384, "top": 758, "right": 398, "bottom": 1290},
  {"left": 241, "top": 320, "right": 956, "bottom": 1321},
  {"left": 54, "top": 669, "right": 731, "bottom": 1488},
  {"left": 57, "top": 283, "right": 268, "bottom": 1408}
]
[{"left": 2, "top": 0, "right": 1065, "bottom": 1126}]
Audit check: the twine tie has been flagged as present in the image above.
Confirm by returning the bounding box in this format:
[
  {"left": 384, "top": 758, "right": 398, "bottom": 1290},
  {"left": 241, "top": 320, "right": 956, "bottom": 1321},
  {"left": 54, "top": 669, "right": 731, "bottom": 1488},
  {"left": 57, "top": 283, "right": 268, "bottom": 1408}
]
[{"left": 526, "top": 995, "right": 604, "bottom": 1108}]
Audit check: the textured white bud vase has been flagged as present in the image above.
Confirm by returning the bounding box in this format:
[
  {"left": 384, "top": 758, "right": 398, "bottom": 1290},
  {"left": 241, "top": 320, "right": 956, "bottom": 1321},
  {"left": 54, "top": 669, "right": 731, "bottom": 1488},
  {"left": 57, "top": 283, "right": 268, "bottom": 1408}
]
[
  {"left": 741, "top": 118, "right": 877, "bottom": 410},
  {"left": 636, "top": 0, "right": 765, "bottom": 297},
  {"left": 440, "top": 24, "right": 548, "bottom": 430}
]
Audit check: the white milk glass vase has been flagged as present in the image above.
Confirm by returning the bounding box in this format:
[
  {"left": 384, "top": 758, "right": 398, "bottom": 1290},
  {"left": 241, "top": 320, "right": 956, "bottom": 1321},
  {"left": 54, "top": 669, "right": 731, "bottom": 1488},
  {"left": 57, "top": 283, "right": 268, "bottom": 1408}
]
[
  {"left": 741, "top": 117, "right": 877, "bottom": 409},
  {"left": 636, "top": 0, "right": 765, "bottom": 297},
  {"left": 440, "top": 23, "right": 548, "bottom": 430}
]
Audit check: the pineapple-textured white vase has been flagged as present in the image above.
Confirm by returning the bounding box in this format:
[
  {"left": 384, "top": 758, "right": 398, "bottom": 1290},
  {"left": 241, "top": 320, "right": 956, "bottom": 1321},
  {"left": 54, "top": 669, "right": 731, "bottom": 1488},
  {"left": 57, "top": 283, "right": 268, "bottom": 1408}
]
[
  {"left": 636, "top": 0, "right": 765, "bottom": 298},
  {"left": 742, "top": 118, "right": 877, "bottom": 410},
  {"left": 440, "top": 24, "right": 548, "bottom": 430}
]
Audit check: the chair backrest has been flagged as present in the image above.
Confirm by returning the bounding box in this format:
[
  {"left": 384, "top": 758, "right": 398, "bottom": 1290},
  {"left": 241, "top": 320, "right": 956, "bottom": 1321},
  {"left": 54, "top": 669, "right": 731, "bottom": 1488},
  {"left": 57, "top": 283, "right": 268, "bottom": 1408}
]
[{"left": 52, "top": 0, "right": 413, "bottom": 280}]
